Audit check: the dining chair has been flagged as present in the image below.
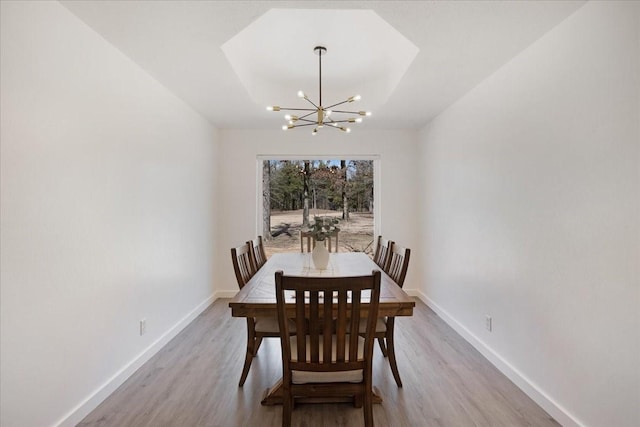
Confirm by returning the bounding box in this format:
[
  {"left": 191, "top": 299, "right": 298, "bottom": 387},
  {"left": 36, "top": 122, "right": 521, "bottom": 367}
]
[
  {"left": 385, "top": 243, "right": 411, "bottom": 288},
  {"left": 300, "top": 230, "right": 339, "bottom": 253},
  {"left": 375, "top": 243, "right": 411, "bottom": 387},
  {"left": 247, "top": 235, "right": 268, "bottom": 270},
  {"left": 231, "top": 242, "right": 256, "bottom": 288},
  {"left": 372, "top": 236, "right": 393, "bottom": 270},
  {"left": 275, "top": 270, "right": 381, "bottom": 427},
  {"left": 231, "top": 242, "right": 281, "bottom": 386},
  {"left": 300, "top": 231, "right": 314, "bottom": 253}
]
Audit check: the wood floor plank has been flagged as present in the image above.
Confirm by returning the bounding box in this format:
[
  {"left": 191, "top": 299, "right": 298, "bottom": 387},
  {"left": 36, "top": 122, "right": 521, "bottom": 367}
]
[{"left": 78, "top": 299, "right": 559, "bottom": 427}]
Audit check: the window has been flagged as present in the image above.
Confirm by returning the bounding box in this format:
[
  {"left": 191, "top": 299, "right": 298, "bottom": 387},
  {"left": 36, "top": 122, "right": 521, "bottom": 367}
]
[{"left": 257, "top": 158, "right": 378, "bottom": 257}]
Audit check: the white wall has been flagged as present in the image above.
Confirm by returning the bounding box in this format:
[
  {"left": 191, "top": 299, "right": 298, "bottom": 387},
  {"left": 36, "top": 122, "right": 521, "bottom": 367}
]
[
  {"left": 216, "top": 129, "right": 420, "bottom": 294},
  {"left": 0, "top": 2, "right": 219, "bottom": 426},
  {"left": 418, "top": 2, "right": 639, "bottom": 427}
]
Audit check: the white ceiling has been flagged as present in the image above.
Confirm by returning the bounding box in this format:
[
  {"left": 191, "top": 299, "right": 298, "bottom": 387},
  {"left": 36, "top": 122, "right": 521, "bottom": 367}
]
[
  {"left": 60, "top": 1, "right": 586, "bottom": 130},
  {"left": 222, "top": 9, "right": 419, "bottom": 114}
]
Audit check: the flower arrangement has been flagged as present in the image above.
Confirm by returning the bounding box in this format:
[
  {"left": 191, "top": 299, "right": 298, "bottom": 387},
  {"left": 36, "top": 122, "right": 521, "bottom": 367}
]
[{"left": 308, "top": 216, "right": 340, "bottom": 241}]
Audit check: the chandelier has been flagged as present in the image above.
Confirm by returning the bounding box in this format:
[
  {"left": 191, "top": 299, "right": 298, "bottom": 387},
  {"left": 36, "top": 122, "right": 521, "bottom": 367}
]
[{"left": 267, "top": 46, "right": 371, "bottom": 135}]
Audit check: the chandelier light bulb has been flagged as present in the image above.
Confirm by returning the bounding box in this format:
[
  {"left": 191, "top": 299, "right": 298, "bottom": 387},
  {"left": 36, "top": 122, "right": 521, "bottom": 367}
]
[
  {"left": 297, "top": 90, "right": 306, "bottom": 98},
  {"left": 284, "top": 114, "right": 291, "bottom": 120},
  {"left": 346, "top": 128, "right": 352, "bottom": 133},
  {"left": 355, "top": 117, "right": 363, "bottom": 123}
]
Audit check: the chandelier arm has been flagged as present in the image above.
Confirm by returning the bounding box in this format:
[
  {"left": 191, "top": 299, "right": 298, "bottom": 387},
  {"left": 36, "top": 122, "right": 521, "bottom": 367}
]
[
  {"left": 325, "top": 119, "right": 354, "bottom": 124},
  {"left": 290, "top": 122, "right": 317, "bottom": 128},
  {"left": 298, "top": 112, "right": 316, "bottom": 120},
  {"left": 276, "top": 107, "right": 316, "bottom": 112},
  {"left": 302, "top": 97, "right": 320, "bottom": 110},
  {"left": 324, "top": 99, "right": 351, "bottom": 109},
  {"left": 328, "top": 109, "right": 362, "bottom": 114}
]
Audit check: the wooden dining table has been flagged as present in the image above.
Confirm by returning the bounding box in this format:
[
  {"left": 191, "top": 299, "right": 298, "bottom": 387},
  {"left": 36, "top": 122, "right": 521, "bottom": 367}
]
[{"left": 228, "top": 251, "right": 416, "bottom": 405}]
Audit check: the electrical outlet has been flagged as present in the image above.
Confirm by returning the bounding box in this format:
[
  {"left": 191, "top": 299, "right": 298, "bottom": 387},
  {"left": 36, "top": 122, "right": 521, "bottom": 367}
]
[
  {"left": 140, "top": 319, "right": 146, "bottom": 336},
  {"left": 485, "top": 315, "right": 492, "bottom": 332}
]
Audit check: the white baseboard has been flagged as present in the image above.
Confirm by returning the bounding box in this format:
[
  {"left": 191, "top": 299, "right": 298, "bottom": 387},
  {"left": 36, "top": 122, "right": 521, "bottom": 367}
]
[
  {"left": 406, "top": 289, "right": 583, "bottom": 427},
  {"left": 56, "top": 294, "right": 217, "bottom": 427},
  {"left": 214, "top": 290, "right": 240, "bottom": 299}
]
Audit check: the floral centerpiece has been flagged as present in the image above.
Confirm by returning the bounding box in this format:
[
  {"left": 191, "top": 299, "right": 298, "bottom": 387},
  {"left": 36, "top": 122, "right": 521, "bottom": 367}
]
[
  {"left": 308, "top": 216, "right": 339, "bottom": 270},
  {"left": 308, "top": 216, "right": 340, "bottom": 241}
]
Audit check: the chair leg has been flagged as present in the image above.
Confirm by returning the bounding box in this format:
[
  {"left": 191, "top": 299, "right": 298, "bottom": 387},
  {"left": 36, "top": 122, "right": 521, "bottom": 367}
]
[
  {"left": 377, "top": 336, "right": 388, "bottom": 357},
  {"left": 253, "top": 336, "right": 264, "bottom": 356},
  {"left": 239, "top": 319, "right": 256, "bottom": 386},
  {"left": 363, "top": 391, "right": 374, "bottom": 427},
  {"left": 354, "top": 394, "right": 363, "bottom": 408},
  {"left": 282, "top": 388, "right": 293, "bottom": 427},
  {"left": 386, "top": 318, "right": 403, "bottom": 387}
]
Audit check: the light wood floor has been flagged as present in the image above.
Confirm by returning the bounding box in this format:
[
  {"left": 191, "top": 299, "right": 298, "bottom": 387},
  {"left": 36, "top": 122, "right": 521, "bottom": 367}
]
[{"left": 78, "top": 299, "right": 559, "bottom": 427}]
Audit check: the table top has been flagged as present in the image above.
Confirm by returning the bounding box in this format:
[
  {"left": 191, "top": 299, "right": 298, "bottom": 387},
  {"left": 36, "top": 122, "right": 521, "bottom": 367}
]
[{"left": 228, "top": 252, "right": 415, "bottom": 318}]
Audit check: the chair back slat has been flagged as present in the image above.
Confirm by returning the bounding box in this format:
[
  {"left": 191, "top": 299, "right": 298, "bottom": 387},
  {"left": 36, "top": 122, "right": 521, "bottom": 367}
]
[
  {"left": 231, "top": 243, "right": 256, "bottom": 289},
  {"left": 323, "top": 292, "right": 333, "bottom": 362},
  {"left": 295, "top": 290, "right": 306, "bottom": 362},
  {"left": 309, "top": 291, "right": 320, "bottom": 363},
  {"left": 385, "top": 244, "right": 411, "bottom": 288},
  {"left": 335, "top": 289, "right": 347, "bottom": 362}
]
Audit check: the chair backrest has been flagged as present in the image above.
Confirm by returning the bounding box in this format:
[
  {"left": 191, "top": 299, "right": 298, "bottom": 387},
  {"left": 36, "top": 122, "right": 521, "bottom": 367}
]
[
  {"left": 300, "top": 231, "right": 314, "bottom": 253},
  {"left": 247, "top": 236, "right": 267, "bottom": 270},
  {"left": 385, "top": 244, "right": 411, "bottom": 288},
  {"left": 300, "top": 231, "right": 339, "bottom": 253},
  {"left": 275, "top": 270, "right": 381, "bottom": 382},
  {"left": 372, "top": 236, "right": 393, "bottom": 269},
  {"left": 231, "top": 242, "right": 256, "bottom": 289}
]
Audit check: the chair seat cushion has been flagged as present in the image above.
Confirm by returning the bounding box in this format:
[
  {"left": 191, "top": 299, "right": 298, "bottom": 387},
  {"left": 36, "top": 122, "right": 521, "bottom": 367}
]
[
  {"left": 290, "top": 335, "right": 364, "bottom": 384},
  {"left": 355, "top": 317, "right": 387, "bottom": 334},
  {"left": 255, "top": 317, "right": 296, "bottom": 333}
]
